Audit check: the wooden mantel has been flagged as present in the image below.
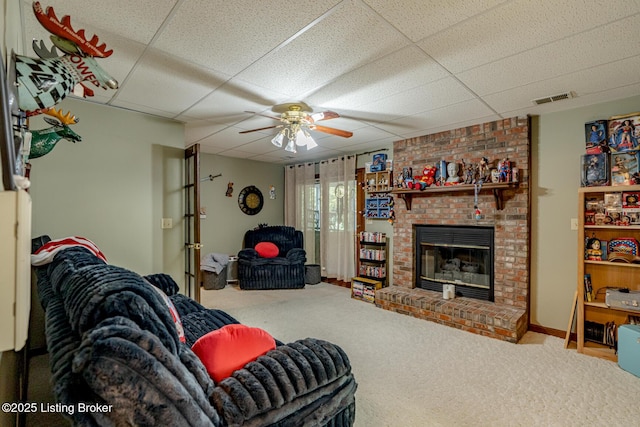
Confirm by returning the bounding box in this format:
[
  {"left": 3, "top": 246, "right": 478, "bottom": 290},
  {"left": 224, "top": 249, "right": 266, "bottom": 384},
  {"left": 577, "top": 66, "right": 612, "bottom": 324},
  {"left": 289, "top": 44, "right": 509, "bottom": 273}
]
[{"left": 391, "top": 182, "right": 519, "bottom": 211}]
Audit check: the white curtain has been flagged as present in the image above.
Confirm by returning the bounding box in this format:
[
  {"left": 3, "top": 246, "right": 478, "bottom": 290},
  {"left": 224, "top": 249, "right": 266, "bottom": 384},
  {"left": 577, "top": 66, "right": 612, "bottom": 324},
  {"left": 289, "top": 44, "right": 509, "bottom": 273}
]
[
  {"left": 284, "top": 163, "right": 317, "bottom": 263},
  {"left": 319, "top": 156, "right": 356, "bottom": 282}
]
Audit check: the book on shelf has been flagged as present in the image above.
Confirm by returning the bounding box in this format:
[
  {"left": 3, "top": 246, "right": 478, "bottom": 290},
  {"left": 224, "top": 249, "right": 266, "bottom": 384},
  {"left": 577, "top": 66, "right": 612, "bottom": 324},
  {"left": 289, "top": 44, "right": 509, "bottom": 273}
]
[
  {"left": 584, "top": 274, "right": 593, "bottom": 302},
  {"left": 627, "top": 314, "right": 640, "bottom": 325}
]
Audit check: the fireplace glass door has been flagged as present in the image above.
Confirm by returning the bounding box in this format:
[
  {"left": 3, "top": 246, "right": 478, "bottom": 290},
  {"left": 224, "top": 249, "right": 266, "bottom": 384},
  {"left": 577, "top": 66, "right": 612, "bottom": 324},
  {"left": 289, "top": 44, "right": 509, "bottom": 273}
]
[
  {"left": 415, "top": 225, "right": 494, "bottom": 301},
  {"left": 421, "top": 243, "right": 490, "bottom": 288}
]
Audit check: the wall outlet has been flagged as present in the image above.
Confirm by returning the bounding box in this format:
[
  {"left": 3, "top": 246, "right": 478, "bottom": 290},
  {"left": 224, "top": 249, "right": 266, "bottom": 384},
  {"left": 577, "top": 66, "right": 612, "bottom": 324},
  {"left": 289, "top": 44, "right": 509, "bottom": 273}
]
[
  {"left": 161, "top": 218, "right": 173, "bottom": 229},
  {"left": 570, "top": 218, "right": 578, "bottom": 230}
]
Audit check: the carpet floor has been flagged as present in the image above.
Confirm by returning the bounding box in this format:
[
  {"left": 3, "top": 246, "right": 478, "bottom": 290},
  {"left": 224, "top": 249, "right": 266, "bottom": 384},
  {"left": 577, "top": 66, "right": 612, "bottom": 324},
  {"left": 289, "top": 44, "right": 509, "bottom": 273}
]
[{"left": 201, "top": 282, "right": 640, "bottom": 427}]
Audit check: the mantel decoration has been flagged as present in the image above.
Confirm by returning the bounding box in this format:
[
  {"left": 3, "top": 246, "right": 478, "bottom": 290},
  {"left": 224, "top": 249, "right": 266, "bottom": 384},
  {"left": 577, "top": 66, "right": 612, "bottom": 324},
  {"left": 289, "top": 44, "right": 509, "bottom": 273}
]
[
  {"left": 391, "top": 157, "right": 519, "bottom": 211},
  {"left": 238, "top": 185, "right": 264, "bottom": 215}
]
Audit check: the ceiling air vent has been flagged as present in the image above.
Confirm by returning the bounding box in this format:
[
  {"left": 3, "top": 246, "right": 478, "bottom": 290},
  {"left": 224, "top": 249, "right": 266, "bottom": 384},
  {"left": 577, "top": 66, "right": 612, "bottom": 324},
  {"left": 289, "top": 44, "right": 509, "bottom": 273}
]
[{"left": 532, "top": 91, "right": 576, "bottom": 105}]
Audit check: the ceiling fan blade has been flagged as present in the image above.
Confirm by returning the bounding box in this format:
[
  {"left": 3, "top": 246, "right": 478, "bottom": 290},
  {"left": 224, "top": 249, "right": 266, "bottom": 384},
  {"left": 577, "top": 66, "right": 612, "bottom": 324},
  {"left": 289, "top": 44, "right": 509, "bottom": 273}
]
[
  {"left": 239, "top": 125, "right": 279, "bottom": 134},
  {"left": 310, "top": 124, "right": 353, "bottom": 138},
  {"left": 309, "top": 110, "right": 340, "bottom": 123},
  {"left": 244, "top": 111, "right": 282, "bottom": 121}
]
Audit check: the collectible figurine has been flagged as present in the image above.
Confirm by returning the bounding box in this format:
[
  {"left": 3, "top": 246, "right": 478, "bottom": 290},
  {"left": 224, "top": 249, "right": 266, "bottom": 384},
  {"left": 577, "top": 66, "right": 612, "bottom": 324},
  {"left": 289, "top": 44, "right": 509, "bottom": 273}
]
[
  {"left": 611, "top": 119, "right": 638, "bottom": 151},
  {"left": 445, "top": 162, "right": 460, "bottom": 184},
  {"left": 586, "top": 237, "right": 603, "bottom": 261},
  {"left": 477, "top": 157, "right": 491, "bottom": 182},
  {"left": 462, "top": 160, "right": 475, "bottom": 184},
  {"left": 498, "top": 158, "right": 511, "bottom": 182}
]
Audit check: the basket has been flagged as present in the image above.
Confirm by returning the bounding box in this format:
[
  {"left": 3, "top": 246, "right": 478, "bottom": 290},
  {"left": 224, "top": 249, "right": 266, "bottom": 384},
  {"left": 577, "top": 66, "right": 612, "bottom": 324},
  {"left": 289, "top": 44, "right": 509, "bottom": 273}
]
[
  {"left": 202, "top": 265, "right": 228, "bottom": 290},
  {"left": 305, "top": 264, "right": 322, "bottom": 285}
]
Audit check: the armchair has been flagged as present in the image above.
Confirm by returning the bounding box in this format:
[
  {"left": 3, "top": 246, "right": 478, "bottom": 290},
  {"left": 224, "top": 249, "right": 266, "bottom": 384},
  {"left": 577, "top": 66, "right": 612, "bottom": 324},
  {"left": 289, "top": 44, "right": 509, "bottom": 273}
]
[{"left": 238, "top": 226, "right": 307, "bottom": 290}]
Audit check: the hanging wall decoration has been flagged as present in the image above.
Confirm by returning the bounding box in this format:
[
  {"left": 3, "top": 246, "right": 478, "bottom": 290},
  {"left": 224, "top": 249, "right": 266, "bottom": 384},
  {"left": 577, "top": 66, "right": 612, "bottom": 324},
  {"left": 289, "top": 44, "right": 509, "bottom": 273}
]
[
  {"left": 238, "top": 185, "right": 263, "bottom": 215},
  {"left": 28, "top": 107, "right": 81, "bottom": 159},
  {"left": 14, "top": 2, "right": 118, "bottom": 114},
  {"left": 269, "top": 185, "right": 276, "bottom": 199},
  {"left": 226, "top": 182, "right": 234, "bottom": 197}
]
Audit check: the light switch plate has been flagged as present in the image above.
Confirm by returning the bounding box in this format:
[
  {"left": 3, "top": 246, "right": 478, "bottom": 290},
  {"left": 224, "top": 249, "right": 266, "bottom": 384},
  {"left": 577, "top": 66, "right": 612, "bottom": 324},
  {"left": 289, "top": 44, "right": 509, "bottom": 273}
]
[
  {"left": 161, "top": 218, "right": 173, "bottom": 229},
  {"left": 571, "top": 218, "right": 578, "bottom": 230}
]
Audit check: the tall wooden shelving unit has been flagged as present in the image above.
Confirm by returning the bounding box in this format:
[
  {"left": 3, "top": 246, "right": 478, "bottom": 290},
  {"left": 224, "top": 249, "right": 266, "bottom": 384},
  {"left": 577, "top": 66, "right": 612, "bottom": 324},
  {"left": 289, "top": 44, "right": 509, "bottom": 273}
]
[
  {"left": 364, "top": 170, "right": 393, "bottom": 219},
  {"left": 577, "top": 185, "right": 640, "bottom": 361},
  {"left": 352, "top": 232, "right": 388, "bottom": 303}
]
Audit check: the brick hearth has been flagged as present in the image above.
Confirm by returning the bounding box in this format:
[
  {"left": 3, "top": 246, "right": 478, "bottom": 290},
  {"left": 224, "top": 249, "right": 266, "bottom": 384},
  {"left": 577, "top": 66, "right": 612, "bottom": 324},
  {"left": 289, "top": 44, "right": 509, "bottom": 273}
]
[
  {"left": 376, "top": 287, "right": 527, "bottom": 343},
  {"left": 378, "top": 116, "right": 530, "bottom": 343}
]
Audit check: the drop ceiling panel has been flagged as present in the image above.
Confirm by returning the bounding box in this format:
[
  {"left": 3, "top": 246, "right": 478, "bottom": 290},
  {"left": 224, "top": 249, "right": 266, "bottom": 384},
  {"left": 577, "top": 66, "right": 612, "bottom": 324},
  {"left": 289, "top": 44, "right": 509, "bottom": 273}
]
[
  {"left": 152, "top": 0, "right": 342, "bottom": 76},
  {"left": 314, "top": 126, "right": 397, "bottom": 150},
  {"left": 420, "top": 0, "right": 640, "bottom": 74},
  {"left": 177, "top": 80, "right": 286, "bottom": 122},
  {"left": 222, "top": 137, "right": 285, "bottom": 156},
  {"left": 363, "top": 0, "right": 508, "bottom": 42},
  {"left": 185, "top": 121, "right": 233, "bottom": 144},
  {"left": 353, "top": 77, "right": 477, "bottom": 118},
  {"left": 198, "top": 126, "right": 265, "bottom": 151},
  {"left": 484, "top": 55, "right": 640, "bottom": 116},
  {"left": 378, "top": 99, "right": 499, "bottom": 137},
  {"left": 306, "top": 46, "right": 449, "bottom": 109},
  {"left": 236, "top": 1, "right": 410, "bottom": 96},
  {"left": 505, "top": 83, "right": 640, "bottom": 119},
  {"left": 22, "top": 0, "right": 177, "bottom": 44},
  {"left": 108, "top": 100, "right": 178, "bottom": 119},
  {"left": 113, "top": 50, "right": 230, "bottom": 115},
  {"left": 457, "top": 16, "right": 640, "bottom": 96}
]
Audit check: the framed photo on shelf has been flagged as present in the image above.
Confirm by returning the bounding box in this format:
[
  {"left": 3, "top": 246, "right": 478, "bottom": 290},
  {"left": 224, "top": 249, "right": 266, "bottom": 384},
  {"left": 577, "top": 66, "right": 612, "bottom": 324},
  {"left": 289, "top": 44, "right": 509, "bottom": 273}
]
[
  {"left": 585, "top": 120, "right": 608, "bottom": 154},
  {"left": 611, "top": 151, "right": 639, "bottom": 186},
  {"left": 608, "top": 112, "right": 640, "bottom": 153},
  {"left": 580, "top": 153, "right": 609, "bottom": 187}
]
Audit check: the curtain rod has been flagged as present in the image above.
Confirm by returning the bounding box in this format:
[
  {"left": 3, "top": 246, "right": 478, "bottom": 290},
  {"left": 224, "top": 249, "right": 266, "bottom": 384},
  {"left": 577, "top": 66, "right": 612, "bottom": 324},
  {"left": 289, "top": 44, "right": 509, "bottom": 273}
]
[{"left": 287, "top": 148, "right": 389, "bottom": 168}]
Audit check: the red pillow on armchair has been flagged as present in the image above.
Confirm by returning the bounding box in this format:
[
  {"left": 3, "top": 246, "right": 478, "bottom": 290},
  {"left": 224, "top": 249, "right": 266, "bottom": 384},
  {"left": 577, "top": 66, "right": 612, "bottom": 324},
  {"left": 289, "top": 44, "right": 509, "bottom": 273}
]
[
  {"left": 255, "top": 241, "right": 279, "bottom": 258},
  {"left": 191, "top": 324, "right": 276, "bottom": 382}
]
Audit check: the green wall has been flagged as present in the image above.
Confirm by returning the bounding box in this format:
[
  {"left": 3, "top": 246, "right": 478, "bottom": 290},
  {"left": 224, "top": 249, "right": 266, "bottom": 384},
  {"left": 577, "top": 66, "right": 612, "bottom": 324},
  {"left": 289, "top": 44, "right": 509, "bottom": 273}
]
[
  {"left": 199, "top": 154, "right": 284, "bottom": 256},
  {"left": 28, "top": 97, "right": 185, "bottom": 280},
  {"left": 532, "top": 95, "right": 640, "bottom": 331}
]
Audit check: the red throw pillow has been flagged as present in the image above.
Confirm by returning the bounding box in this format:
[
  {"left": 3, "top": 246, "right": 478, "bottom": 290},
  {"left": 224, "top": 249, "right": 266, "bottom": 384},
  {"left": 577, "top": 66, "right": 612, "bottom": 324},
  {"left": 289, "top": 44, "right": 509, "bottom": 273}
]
[
  {"left": 191, "top": 324, "right": 276, "bottom": 382},
  {"left": 255, "top": 241, "right": 279, "bottom": 258}
]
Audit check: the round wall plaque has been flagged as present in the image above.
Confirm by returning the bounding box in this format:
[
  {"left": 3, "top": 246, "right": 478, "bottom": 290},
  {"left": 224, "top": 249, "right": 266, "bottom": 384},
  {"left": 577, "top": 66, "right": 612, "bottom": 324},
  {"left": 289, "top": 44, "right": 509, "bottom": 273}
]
[{"left": 238, "top": 185, "right": 264, "bottom": 215}]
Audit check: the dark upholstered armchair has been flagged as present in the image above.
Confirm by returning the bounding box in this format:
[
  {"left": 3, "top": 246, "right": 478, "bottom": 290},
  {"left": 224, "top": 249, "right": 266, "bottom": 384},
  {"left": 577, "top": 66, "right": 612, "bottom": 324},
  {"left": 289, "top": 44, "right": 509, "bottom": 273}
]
[{"left": 238, "top": 226, "right": 307, "bottom": 290}]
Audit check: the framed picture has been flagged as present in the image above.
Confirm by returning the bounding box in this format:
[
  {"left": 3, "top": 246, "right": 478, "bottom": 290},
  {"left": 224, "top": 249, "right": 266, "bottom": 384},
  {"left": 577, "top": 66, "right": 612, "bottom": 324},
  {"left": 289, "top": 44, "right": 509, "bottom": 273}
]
[
  {"left": 581, "top": 153, "right": 609, "bottom": 187},
  {"left": 585, "top": 120, "right": 608, "bottom": 154},
  {"left": 608, "top": 112, "right": 640, "bottom": 153},
  {"left": 611, "top": 151, "right": 639, "bottom": 186}
]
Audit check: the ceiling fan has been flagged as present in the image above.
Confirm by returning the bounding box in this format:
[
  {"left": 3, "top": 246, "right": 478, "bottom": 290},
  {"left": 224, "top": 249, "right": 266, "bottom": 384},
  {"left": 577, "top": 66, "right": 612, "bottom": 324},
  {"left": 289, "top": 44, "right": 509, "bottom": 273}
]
[{"left": 240, "top": 102, "right": 353, "bottom": 153}]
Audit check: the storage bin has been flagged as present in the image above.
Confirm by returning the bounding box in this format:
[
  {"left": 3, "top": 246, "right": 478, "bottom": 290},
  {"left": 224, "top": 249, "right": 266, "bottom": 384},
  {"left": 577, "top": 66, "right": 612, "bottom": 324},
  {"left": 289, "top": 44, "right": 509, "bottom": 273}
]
[
  {"left": 305, "top": 264, "right": 321, "bottom": 285},
  {"left": 618, "top": 324, "right": 640, "bottom": 378},
  {"left": 202, "top": 265, "right": 228, "bottom": 290}
]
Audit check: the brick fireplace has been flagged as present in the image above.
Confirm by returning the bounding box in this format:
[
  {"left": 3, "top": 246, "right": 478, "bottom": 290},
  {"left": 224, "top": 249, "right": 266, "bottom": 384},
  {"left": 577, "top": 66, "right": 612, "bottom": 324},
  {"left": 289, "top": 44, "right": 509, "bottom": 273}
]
[{"left": 375, "top": 116, "right": 530, "bottom": 343}]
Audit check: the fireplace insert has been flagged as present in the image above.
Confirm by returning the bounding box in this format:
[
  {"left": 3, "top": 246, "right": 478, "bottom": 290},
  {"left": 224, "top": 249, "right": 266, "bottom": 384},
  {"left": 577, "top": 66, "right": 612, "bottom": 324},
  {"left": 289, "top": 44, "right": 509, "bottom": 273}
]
[{"left": 415, "top": 225, "right": 494, "bottom": 301}]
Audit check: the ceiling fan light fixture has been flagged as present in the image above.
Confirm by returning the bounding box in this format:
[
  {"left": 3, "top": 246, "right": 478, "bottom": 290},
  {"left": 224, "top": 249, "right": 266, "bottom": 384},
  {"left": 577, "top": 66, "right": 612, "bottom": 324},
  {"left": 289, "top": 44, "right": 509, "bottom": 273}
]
[
  {"left": 284, "top": 139, "right": 297, "bottom": 153},
  {"left": 271, "top": 132, "right": 284, "bottom": 148},
  {"left": 295, "top": 128, "right": 317, "bottom": 149},
  {"left": 305, "top": 136, "right": 318, "bottom": 150},
  {"left": 240, "top": 103, "right": 351, "bottom": 154}
]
